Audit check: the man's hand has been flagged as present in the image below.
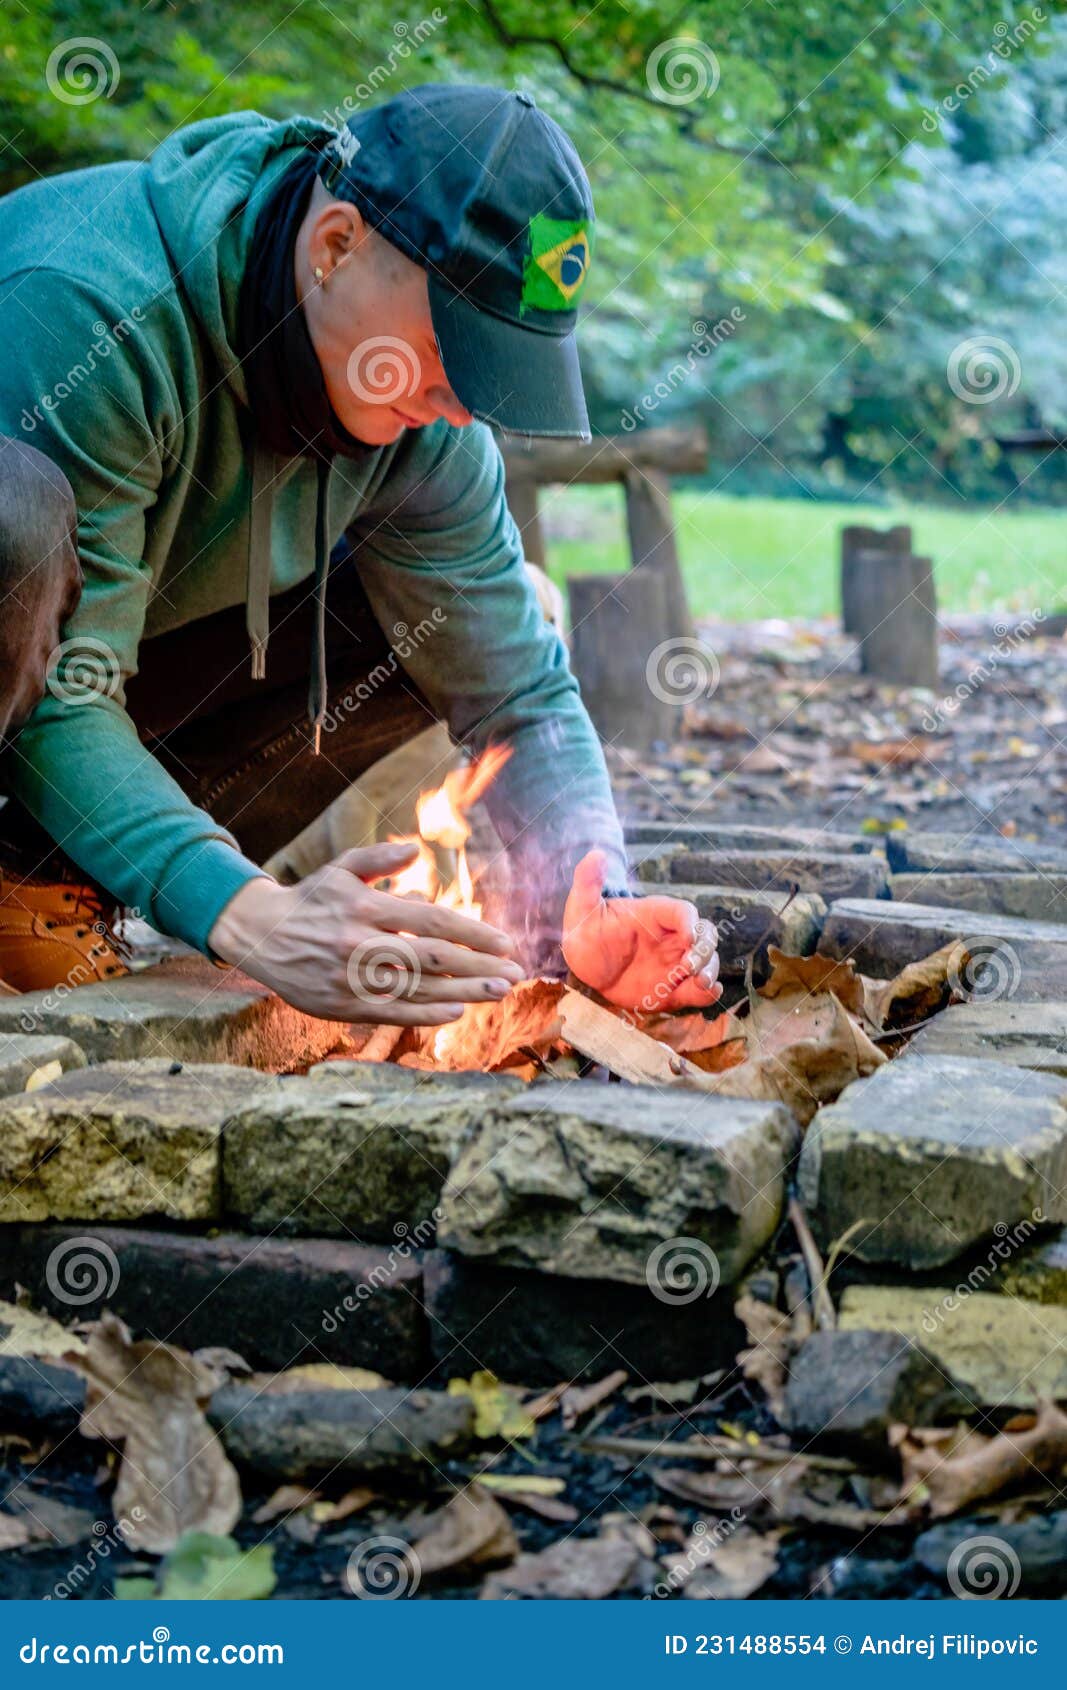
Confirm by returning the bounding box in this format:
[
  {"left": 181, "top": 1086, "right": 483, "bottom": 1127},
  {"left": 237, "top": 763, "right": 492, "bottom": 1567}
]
[
  {"left": 208, "top": 842, "right": 523, "bottom": 1024},
  {"left": 562, "top": 848, "right": 721, "bottom": 1013}
]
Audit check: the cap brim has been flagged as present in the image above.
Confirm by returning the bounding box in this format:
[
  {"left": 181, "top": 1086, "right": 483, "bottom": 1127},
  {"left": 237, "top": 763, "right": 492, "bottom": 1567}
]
[{"left": 428, "top": 273, "right": 590, "bottom": 440}]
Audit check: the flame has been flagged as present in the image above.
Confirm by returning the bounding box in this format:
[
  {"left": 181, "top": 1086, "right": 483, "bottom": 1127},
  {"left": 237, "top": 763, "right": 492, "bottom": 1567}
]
[{"left": 381, "top": 746, "right": 512, "bottom": 1064}]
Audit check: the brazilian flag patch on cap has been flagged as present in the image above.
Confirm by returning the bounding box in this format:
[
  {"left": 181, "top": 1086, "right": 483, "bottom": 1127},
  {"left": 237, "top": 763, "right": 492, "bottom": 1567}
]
[{"left": 521, "top": 214, "right": 592, "bottom": 314}]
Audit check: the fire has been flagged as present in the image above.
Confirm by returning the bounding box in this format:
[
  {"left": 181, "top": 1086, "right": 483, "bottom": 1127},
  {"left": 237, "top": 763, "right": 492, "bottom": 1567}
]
[{"left": 386, "top": 744, "right": 511, "bottom": 918}]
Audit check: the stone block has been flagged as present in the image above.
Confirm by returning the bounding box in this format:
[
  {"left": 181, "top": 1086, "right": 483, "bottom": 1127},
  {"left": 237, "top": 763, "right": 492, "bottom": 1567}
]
[
  {"left": 908, "top": 1002, "right": 1067, "bottom": 1076},
  {"left": 0, "top": 1034, "right": 87, "bottom": 1096},
  {"left": 818, "top": 898, "right": 1067, "bottom": 1000},
  {"left": 638, "top": 849, "right": 888, "bottom": 903},
  {"left": 891, "top": 871, "right": 1067, "bottom": 924}
]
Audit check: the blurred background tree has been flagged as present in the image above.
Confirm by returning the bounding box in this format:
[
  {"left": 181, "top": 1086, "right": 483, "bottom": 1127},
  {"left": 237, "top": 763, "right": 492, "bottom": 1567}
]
[{"left": 2, "top": 0, "right": 1063, "bottom": 509}]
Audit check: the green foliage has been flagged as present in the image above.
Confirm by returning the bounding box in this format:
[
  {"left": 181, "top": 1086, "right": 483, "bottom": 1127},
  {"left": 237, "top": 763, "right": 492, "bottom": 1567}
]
[{"left": 114, "top": 1532, "right": 276, "bottom": 1601}]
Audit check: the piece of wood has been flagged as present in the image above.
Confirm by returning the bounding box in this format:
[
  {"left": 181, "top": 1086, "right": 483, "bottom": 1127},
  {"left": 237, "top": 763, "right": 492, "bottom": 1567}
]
[
  {"left": 503, "top": 475, "right": 547, "bottom": 569},
  {"left": 623, "top": 468, "right": 694, "bottom": 638},
  {"left": 568, "top": 570, "right": 676, "bottom": 750},
  {"left": 787, "top": 1195, "right": 836, "bottom": 1332},
  {"left": 849, "top": 549, "right": 939, "bottom": 689},
  {"left": 840, "top": 524, "right": 911, "bottom": 635},
  {"left": 499, "top": 425, "right": 707, "bottom": 486},
  {"left": 557, "top": 989, "right": 718, "bottom": 1088}
]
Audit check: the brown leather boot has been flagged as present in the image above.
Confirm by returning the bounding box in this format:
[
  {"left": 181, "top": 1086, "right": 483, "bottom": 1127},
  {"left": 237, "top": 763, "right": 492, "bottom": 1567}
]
[{"left": 0, "top": 873, "right": 129, "bottom": 993}]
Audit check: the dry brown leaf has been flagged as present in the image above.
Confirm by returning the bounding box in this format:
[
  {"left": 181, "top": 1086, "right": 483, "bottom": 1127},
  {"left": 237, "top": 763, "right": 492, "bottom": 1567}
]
[
  {"left": 758, "top": 947, "right": 869, "bottom": 1022},
  {"left": 489, "top": 1489, "right": 579, "bottom": 1523},
  {"left": 0, "top": 1494, "right": 97, "bottom": 1550},
  {"left": 560, "top": 1369, "right": 628, "bottom": 1430},
  {"left": 734, "top": 1295, "right": 794, "bottom": 1420},
  {"left": 412, "top": 1484, "right": 518, "bottom": 1578},
  {"left": 894, "top": 1401, "right": 1067, "bottom": 1517},
  {"left": 426, "top": 978, "right": 565, "bottom": 1071},
  {"left": 309, "top": 1486, "right": 378, "bottom": 1524},
  {"left": 481, "top": 1533, "right": 641, "bottom": 1600},
  {"left": 668, "top": 1523, "right": 782, "bottom": 1599},
  {"left": 863, "top": 939, "right": 970, "bottom": 1030},
  {"left": 250, "top": 1364, "right": 390, "bottom": 1395},
  {"left": 708, "top": 991, "right": 884, "bottom": 1125},
  {"left": 848, "top": 737, "right": 937, "bottom": 768},
  {"left": 0, "top": 1301, "right": 86, "bottom": 1360},
  {"left": 74, "top": 1311, "right": 241, "bottom": 1555},
  {"left": 250, "top": 1484, "right": 319, "bottom": 1524}
]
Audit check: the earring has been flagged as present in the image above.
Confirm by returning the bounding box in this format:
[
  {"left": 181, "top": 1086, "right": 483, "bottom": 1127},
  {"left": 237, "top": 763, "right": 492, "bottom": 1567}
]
[{"left": 314, "top": 265, "right": 326, "bottom": 285}]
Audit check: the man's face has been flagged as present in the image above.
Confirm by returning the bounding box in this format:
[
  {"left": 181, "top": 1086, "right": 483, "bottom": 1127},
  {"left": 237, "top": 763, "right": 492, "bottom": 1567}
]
[
  {"left": 301, "top": 194, "right": 474, "bottom": 447},
  {"left": 0, "top": 559, "right": 82, "bottom": 743}
]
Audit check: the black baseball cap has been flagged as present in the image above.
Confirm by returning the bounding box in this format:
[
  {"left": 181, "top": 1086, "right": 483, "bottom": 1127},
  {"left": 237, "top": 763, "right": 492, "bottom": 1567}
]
[{"left": 317, "top": 84, "right": 594, "bottom": 439}]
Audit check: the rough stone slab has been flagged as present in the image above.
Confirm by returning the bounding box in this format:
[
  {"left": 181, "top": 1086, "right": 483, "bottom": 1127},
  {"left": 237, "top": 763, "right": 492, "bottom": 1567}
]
[
  {"left": 641, "top": 883, "right": 825, "bottom": 975},
  {"left": 785, "top": 1329, "right": 970, "bottom": 1454},
  {"left": 0, "top": 1062, "right": 275, "bottom": 1224},
  {"left": 424, "top": 1250, "right": 742, "bottom": 1385},
  {"left": 224, "top": 1071, "right": 524, "bottom": 1240},
  {"left": 0, "top": 954, "right": 346, "bottom": 1071},
  {"left": 438, "top": 1081, "right": 798, "bottom": 1286},
  {"left": 915, "top": 1512, "right": 1067, "bottom": 1595},
  {"left": 891, "top": 871, "right": 1067, "bottom": 924},
  {"left": 0, "top": 1034, "right": 87, "bottom": 1096},
  {"left": 624, "top": 820, "right": 874, "bottom": 855},
  {"left": 209, "top": 1384, "right": 475, "bottom": 1481},
  {"left": 638, "top": 849, "right": 888, "bottom": 904},
  {"left": 997, "top": 1228, "right": 1067, "bottom": 1304},
  {"left": 885, "top": 830, "right": 1067, "bottom": 877},
  {"left": 0, "top": 1224, "right": 430, "bottom": 1379},
  {"left": 839, "top": 1285, "right": 1067, "bottom": 1409},
  {"left": 0, "top": 1354, "right": 85, "bottom": 1438},
  {"left": 908, "top": 1003, "right": 1067, "bottom": 1076},
  {"left": 818, "top": 897, "right": 1067, "bottom": 999},
  {"left": 797, "top": 1054, "right": 1067, "bottom": 1269}
]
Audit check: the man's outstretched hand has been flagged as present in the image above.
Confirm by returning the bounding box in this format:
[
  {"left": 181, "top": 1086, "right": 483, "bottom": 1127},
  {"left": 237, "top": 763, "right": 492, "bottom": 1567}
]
[{"left": 562, "top": 848, "right": 721, "bottom": 1013}]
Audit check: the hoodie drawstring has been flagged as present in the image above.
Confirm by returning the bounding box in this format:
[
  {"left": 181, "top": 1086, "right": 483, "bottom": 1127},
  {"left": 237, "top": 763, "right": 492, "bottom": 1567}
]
[{"left": 245, "top": 444, "right": 332, "bottom": 757}]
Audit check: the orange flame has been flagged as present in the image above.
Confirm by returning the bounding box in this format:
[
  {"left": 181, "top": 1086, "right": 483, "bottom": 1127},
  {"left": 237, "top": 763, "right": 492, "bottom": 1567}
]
[{"left": 386, "top": 744, "right": 512, "bottom": 918}]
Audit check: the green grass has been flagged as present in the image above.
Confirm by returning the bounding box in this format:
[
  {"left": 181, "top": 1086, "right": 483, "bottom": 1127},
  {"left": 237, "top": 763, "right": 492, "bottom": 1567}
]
[{"left": 543, "top": 488, "right": 1067, "bottom": 621}]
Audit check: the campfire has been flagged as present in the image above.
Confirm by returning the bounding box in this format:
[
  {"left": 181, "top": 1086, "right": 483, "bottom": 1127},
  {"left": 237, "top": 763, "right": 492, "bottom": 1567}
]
[{"left": 338, "top": 752, "right": 969, "bottom": 1112}]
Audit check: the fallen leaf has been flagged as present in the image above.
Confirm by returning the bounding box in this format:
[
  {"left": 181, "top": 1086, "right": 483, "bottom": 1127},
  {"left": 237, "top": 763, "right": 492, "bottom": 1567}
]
[
  {"left": 0, "top": 1301, "right": 86, "bottom": 1360},
  {"left": 894, "top": 1401, "right": 1067, "bottom": 1517},
  {"left": 734, "top": 1295, "right": 794, "bottom": 1421},
  {"left": 250, "top": 1484, "right": 319, "bottom": 1525},
  {"left": 848, "top": 737, "right": 937, "bottom": 768},
  {"left": 863, "top": 940, "right": 970, "bottom": 1031},
  {"left": 73, "top": 1312, "right": 241, "bottom": 1555},
  {"left": 252, "top": 1363, "right": 390, "bottom": 1395},
  {"left": 476, "top": 1474, "right": 566, "bottom": 1497},
  {"left": 24, "top": 1061, "right": 63, "bottom": 1092},
  {"left": 666, "top": 1523, "right": 782, "bottom": 1599},
  {"left": 707, "top": 989, "right": 884, "bottom": 1126},
  {"left": 447, "top": 1372, "right": 534, "bottom": 1442},
  {"left": 481, "top": 1534, "right": 642, "bottom": 1599},
  {"left": 309, "top": 1487, "right": 378, "bottom": 1524},
  {"left": 423, "top": 979, "right": 565, "bottom": 1072},
  {"left": 412, "top": 1484, "right": 518, "bottom": 1579},
  {"left": 561, "top": 1369, "right": 628, "bottom": 1430}
]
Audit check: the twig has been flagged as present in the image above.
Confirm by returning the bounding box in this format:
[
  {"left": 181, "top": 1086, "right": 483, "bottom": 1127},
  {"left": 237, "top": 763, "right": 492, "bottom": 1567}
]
[
  {"left": 787, "top": 1194, "right": 836, "bottom": 1331},
  {"left": 579, "top": 1434, "right": 856, "bottom": 1473}
]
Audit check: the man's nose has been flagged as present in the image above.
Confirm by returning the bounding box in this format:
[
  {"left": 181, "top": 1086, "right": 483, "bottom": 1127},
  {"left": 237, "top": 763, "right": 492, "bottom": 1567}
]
[{"left": 424, "top": 383, "right": 474, "bottom": 427}]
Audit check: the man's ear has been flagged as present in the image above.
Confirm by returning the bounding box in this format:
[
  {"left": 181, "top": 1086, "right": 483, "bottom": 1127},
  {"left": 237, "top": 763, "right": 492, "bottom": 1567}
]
[{"left": 308, "top": 194, "right": 370, "bottom": 282}]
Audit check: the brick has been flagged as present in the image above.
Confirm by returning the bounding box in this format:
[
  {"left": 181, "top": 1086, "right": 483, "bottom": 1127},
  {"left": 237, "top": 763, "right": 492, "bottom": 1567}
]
[
  {"left": 818, "top": 897, "right": 1067, "bottom": 1000},
  {"left": 0, "top": 955, "right": 346, "bottom": 1070},
  {"left": 0, "top": 1034, "right": 87, "bottom": 1096},
  {"left": 624, "top": 820, "right": 873, "bottom": 854},
  {"left": 908, "top": 1002, "right": 1067, "bottom": 1076},
  {"left": 798, "top": 1054, "right": 1067, "bottom": 1270},
  {"left": 638, "top": 849, "right": 888, "bottom": 903},
  {"left": 885, "top": 830, "right": 1067, "bottom": 876},
  {"left": 891, "top": 871, "right": 1067, "bottom": 924}
]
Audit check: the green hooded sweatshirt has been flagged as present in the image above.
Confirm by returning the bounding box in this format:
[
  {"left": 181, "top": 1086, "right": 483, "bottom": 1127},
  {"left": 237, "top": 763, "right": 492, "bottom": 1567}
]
[{"left": 0, "top": 112, "right": 625, "bottom": 954}]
